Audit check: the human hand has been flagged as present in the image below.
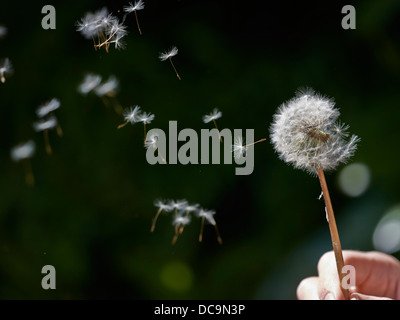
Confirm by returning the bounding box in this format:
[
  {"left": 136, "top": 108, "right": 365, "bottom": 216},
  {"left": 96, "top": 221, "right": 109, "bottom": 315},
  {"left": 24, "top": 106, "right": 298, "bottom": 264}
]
[{"left": 297, "top": 250, "right": 400, "bottom": 300}]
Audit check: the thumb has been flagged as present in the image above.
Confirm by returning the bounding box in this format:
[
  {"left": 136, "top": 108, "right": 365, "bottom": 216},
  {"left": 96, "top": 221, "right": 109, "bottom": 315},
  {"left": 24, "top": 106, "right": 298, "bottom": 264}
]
[{"left": 351, "top": 293, "right": 392, "bottom": 300}]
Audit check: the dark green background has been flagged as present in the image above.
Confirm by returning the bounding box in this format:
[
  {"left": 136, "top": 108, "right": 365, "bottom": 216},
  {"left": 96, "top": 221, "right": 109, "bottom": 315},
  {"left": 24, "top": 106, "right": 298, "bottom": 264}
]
[{"left": 0, "top": 0, "right": 399, "bottom": 299}]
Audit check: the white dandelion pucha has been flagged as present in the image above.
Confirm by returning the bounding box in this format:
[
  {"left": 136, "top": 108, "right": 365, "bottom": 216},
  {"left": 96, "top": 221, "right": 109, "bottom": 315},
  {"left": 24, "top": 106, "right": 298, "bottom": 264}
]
[
  {"left": 203, "top": 108, "right": 223, "bottom": 142},
  {"left": 159, "top": 46, "right": 181, "bottom": 80},
  {"left": 78, "top": 74, "right": 102, "bottom": 95},
  {"left": 123, "top": 0, "right": 144, "bottom": 35},
  {"left": 270, "top": 88, "right": 359, "bottom": 175},
  {"left": 270, "top": 88, "right": 360, "bottom": 300},
  {"left": 0, "top": 58, "right": 12, "bottom": 83},
  {"left": 10, "top": 140, "right": 36, "bottom": 186}
]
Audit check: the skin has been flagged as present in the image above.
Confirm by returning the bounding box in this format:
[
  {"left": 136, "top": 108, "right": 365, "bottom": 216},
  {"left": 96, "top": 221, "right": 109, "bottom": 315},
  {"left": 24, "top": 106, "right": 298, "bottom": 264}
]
[{"left": 297, "top": 250, "right": 400, "bottom": 300}]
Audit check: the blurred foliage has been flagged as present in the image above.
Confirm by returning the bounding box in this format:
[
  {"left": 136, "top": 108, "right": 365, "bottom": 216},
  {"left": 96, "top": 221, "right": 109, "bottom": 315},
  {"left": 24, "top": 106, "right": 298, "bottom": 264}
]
[{"left": 0, "top": 0, "right": 400, "bottom": 299}]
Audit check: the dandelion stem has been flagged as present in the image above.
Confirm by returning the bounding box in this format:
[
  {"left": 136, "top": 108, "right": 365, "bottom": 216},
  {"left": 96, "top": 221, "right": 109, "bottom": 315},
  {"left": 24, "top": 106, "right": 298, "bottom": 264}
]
[
  {"left": 150, "top": 208, "right": 163, "bottom": 232},
  {"left": 168, "top": 57, "right": 181, "bottom": 80},
  {"left": 43, "top": 129, "right": 52, "bottom": 155},
  {"left": 213, "top": 224, "right": 223, "bottom": 245},
  {"left": 143, "top": 123, "right": 147, "bottom": 145},
  {"left": 1, "top": 72, "right": 5, "bottom": 83},
  {"left": 213, "top": 119, "right": 223, "bottom": 143},
  {"left": 134, "top": 11, "right": 142, "bottom": 35},
  {"left": 117, "top": 121, "right": 129, "bottom": 129},
  {"left": 317, "top": 166, "right": 349, "bottom": 300},
  {"left": 199, "top": 216, "right": 205, "bottom": 242},
  {"left": 23, "top": 159, "right": 34, "bottom": 187},
  {"left": 158, "top": 149, "right": 168, "bottom": 164},
  {"left": 244, "top": 138, "right": 266, "bottom": 148}
]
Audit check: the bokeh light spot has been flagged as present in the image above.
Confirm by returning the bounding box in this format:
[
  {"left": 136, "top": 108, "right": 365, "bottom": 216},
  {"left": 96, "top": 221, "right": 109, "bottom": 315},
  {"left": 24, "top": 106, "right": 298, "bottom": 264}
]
[
  {"left": 338, "top": 163, "right": 370, "bottom": 197},
  {"left": 373, "top": 206, "right": 400, "bottom": 254},
  {"left": 160, "top": 261, "right": 193, "bottom": 293}
]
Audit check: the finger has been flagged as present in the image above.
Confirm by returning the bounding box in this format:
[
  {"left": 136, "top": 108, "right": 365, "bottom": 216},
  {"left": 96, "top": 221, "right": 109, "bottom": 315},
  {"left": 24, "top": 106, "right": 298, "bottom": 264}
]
[
  {"left": 297, "top": 277, "right": 320, "bottom": 300},
  {"left": 317, "top": 251, "right": 345, "bottom": 300},
  {"left": 351, "top": 292, "right": 393, "bottom": 300},
  {"left": 342, "top": 251, "right": 400, "bottom": 298}
]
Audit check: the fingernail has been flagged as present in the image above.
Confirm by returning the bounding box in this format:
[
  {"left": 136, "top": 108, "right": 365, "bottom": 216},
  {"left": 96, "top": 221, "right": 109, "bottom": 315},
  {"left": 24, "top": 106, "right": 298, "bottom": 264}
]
[{"left": 324, "top": 293, "right": 335, "bottom": 300}]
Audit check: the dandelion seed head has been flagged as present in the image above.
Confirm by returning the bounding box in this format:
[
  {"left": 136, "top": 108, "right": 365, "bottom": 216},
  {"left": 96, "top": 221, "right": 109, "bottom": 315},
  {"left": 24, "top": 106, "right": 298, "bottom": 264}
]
[
  {"left": 159, "top": 46, "right": 178, "bottom": 61},
  {"left": 270, "top": 88, "right": 360, "bottom": 175},
  {"left": 36, "top": 98, "right": 60, "bottom": 118},
  {"left": 202, "top": 108, "right": 222, "bottom": 123},
  {"left": 11, "top": 140, "right": 35, "bottom": 162},
  {"left": 78, "top": 74, "right": 102, "bottom": 94},
  {"left": 33, "top": 116, "right": 58, "bottom": 132},
  {"left": 124, "top": 0, "right": 145, "bottom": 12}
]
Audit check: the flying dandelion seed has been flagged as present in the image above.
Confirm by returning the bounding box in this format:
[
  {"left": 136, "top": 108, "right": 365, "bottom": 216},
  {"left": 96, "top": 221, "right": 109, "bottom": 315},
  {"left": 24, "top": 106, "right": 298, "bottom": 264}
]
[
  {"left": 78, "top": 73, "right": 102, "bottom": 95},
  {"left": 178, "top": 203, "right": 199, "bottom": 234},
  {"left": 145, "top": 132, "right": 167, "bottom": 164},
  {"left": 232, "top": 135, "right": 266, "bottom": 160},
  {"left": 36, "top": 98, "right": 63, "bottom": 137},
  {"left": 10, "top": 140, "right": 36, "bottom": 187},
  {"left": 203, "top": 108, "right": 223, "bottom": 142},
  {"left": 151, "top": 200, "right": 173, "bottom": 232},
  {"left": 123, "top": 0, "right": 144, "bottom": 35},
  {"left": 197, "top": 209, "right": 223, "bottom": 245},
  {"left": 0, "top": 58, "right": 12, "bottom": 83},
  {"left": 159, "top": 46, "right": 181, "bottom": 80},
  {"left": 118, "top": 105, "right": 141, "bottom": 129},
  {"left": 270, "top": 88, "right": 360, "bottom": 300},
  {"left": 152, "top": 199, "right": 222, "bottom": 245},
  {"left": 171, "top": 214, "right": 191, "bottom": 245},
  {"left": 137, "top": 111, "right": 155, "bottom": 145},
  {"left": 94, "top": 76, "right": 123, "bottom": 114},
  {"left": 76, "top": 7, "right": 127, "bottom": 52},
  {"left": 33, "top": 115, "right": 58, "bottom": 155}
]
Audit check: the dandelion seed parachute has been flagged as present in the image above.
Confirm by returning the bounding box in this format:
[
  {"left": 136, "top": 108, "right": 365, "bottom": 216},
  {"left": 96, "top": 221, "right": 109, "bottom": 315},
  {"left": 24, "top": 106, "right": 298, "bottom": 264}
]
[
  {"left": 159, "top": 46, "right": 178, "bottom": 61},
  {"left": 202, "top": 108, "right": 222, "bottom": 124},
  {"left": 36, "top": 98, "right": 61, "bottom": 118},
  {"left": 10, "top": 141, "right": 36, "bottom": 162},
  {"left": 78, "top": 74, "right": 102, "bottom": 94}
]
